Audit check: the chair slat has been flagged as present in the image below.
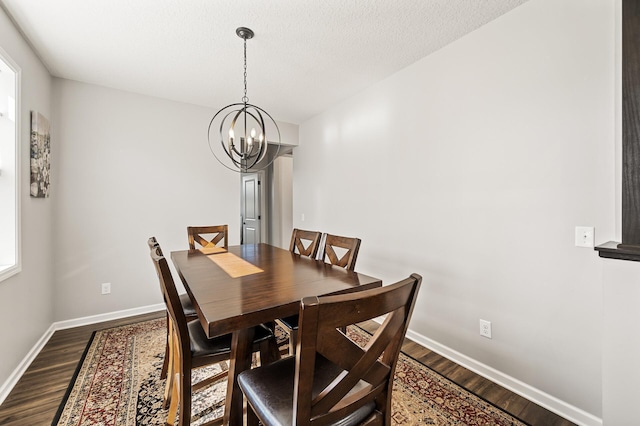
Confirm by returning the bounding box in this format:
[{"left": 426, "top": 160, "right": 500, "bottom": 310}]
[
  {"left": 289, "top": 228, "right": 322, "bottom": 258},
  {"left": 320, "top": 234, "right": 361, "bottom": 271},
  {"left": 187, "top": 225, "right": 228, "bottom": 250}
]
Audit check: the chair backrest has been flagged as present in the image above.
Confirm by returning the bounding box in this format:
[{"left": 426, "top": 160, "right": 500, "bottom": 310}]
[
  {"left": 293, "top": 274, "right": 422, "bottom": 425},
  {"left": 147, "top": 236, "right": 158, "bottom": 249},
  {"left": 149, "top": 238, "right": 191, "bottom": 359},
  {"left": 187, "top": 225, "right": 228, "bottom": 250},
  {"left": 319, "top": 234, "right": 361, "bottom": 270},
  {"left": 289, "top": 228, "right": 322, "bottom": 258}
]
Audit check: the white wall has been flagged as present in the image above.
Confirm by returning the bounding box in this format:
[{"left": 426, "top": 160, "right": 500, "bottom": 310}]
[
  {"left": 294, "top": 0, "right": 613, "bottom": 422},
  {"left": 51, "top": 79, "right": 298, "bottom": 320},
  {"left": 271, "top": 155, "right": 293, "bottom": 249},
  {"left": 602, "top": 260, "right": 640, "bottom": 424},
  {"left": 51, "top": 80, "right": 237, "bottom": 320},
  {"left": 0, "top": 6, "right": 54, "bottom": 390}
]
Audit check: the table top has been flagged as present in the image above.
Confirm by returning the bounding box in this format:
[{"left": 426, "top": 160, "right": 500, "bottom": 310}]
[{"left": 171, "top": 243, "right": 382, "bottom": 338}]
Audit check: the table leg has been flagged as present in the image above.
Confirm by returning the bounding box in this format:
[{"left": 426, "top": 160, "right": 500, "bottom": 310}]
[{"left": 223, "top": 327, "right": 255, "bottom": 425}]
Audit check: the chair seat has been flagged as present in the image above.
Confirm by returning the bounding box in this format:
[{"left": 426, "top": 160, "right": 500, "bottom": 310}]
[
  {"left": 188, "top": 320, "right": 274, "bottom": 359},
  {"left": 238, "top": 355, "right": 375, "bottom": 426},
  {"left": 277, "top": 315, "right": 299, "bottom": 330},
  {"left": 180, "top": 293, "right": 197, "bottom": 317}
]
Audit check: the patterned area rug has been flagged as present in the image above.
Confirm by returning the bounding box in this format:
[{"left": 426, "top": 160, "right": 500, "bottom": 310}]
[{"left": 52, "top": 318, "right": 527, "bottom": 425}]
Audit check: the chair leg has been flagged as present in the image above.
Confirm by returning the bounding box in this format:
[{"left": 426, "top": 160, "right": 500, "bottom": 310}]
[
  {"left": 163, "top": 322, "right": 176, "bottom": 409},
  {"left": 259, "top": 336, "right": 281, "bottom": 366},
  {"left": 166, "top": 372, "right": 179, "bottom": 426},
  {"left": 178, "top": 363, "right": 192, "bottom": 426},
  {"left": 246, "top": 402, "right": 260, "bottom": 426},
  {"left": 166, "top": 328, "right": 182, "bottom": 423},
  {"left": 161, "top": 312, "right": 170, "bottom": 380},
  {"left": 288, "top": 328, "right": 298, "bottom": 356}
]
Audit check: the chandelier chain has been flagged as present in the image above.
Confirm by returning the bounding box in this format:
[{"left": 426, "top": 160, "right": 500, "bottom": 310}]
[{"left": 242, "top": 38, "right": 248, "bottom": 103}]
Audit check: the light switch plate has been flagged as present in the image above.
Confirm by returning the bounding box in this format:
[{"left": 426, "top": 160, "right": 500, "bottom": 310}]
[{"left": 575, "top": 226, "right": 595, "bottom": 248}]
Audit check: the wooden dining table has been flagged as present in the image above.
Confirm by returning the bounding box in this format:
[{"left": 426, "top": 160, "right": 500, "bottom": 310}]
[{"left": 170, "top": 243, "right": 382, "bottom": 425}]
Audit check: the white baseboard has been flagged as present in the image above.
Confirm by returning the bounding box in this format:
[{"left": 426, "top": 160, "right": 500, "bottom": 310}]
[
  {"left": 0, "top": 303, "right": 165, "bottom": 405},
  {"left": 402, "top": 326, "right": 602, "bottom": 426},
  {"left": 0, "top": 323, "right": 55, "bottom": 405},
  {"left": 53, "top": 303, "right": 165, "bottom": 330}
]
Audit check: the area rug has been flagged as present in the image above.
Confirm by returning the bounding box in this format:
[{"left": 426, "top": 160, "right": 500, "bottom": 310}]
[{"left": 52, "top": 318, "right": 527, "bottom": 425}]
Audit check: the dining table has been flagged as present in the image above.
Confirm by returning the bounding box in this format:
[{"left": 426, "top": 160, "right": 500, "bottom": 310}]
[{"left": 170, "top": 243, "right": 382, "bottom": 425}]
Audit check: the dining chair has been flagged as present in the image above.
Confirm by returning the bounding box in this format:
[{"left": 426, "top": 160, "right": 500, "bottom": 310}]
[
  {"left": 239, "top": 273, "right": 422, "bottom": 426},
  {"left": 149, "top": 238, "right": 280, "bottom": 426},
  {"left": 147, "top": 237, "right": 197, "bottom": 384},
  {"left": 187, "top": 225, "right": 228, "bottom": 251},
  {"left": 318, "top": 233, "right": 362, "bottom": 271},
  {"left": 278, "top": 232, "right": 362, "bottom": 355},
  {"left": 275, "top": 229, "right": 322, "bottom": 355},
  {"left": 288, "top": 228, "right": 322, "bottom": 258}
]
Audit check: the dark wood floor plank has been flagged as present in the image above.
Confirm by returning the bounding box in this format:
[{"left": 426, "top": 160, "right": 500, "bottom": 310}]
[{"left": 0, "top": 313, "right": 574, "bottom": 426}]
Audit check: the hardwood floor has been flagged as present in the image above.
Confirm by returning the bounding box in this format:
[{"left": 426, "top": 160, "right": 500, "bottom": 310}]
[
  {"left": 0, "top": 312, "right": 575, "bottom": 425},
  {"left": 0, "top": 311, "right": 165, "bottom": 425}
]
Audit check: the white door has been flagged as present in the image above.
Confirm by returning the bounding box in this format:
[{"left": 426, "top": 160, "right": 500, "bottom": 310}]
[{"left": 241, "top": 173, "right": 261, "bottom": 244}]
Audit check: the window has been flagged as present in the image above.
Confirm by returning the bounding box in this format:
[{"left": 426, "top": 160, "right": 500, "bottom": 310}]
[
  {"left": 0, "top": 48, "right": 20, "bottom": 281},
  {"left": 595, "top": 0, "right": 640, "bottom": 261}
]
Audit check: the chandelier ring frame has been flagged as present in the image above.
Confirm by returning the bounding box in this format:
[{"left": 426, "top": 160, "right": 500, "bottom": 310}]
[{"left": 208, "top": 102, "right": 281, "bottom": 173}]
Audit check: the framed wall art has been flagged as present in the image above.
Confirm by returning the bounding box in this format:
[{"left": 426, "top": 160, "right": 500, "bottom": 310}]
[{"left": 30, "top": 111, "right": 50, "bottom": 198}]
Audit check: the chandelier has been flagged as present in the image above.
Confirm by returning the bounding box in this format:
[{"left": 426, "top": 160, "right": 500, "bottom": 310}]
[{"left": 208, "top": 27, "right": 280, "bottom": 173}]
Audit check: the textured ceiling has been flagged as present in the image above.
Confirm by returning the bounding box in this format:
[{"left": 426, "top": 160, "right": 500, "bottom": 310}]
[{"left": 0, "top": 0, "right": 528, "bottom": 124}]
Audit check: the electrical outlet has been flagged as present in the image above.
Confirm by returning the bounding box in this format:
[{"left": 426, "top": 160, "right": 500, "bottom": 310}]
[
  {"left": 479, "top": 319, "right": 492, "bottom": 339},
  {"left": 101, "top": 282, "right": 111, "bottom": 295}
]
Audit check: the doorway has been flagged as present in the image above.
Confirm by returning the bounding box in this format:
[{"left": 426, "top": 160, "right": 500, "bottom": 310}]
[{"left": 240, "top": 150, "right": 293, "bottom": 247}]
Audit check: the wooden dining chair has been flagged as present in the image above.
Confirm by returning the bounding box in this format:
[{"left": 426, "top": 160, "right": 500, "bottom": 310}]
[
  {"left": 187, "top": 225, "right": 229, "bottom": 251},
  {"left": 289, "top": 228, "right": 322, "bottom": 258},
  {"left": 275, "top": 229, "right": 322, "bottom": 355},
  {"left": 149, "top": 238, "right": 280, "bottom": 426},
  {"left": 239, "top": 273, "right": 422, "bottom": 426},
  {"left": 147, "top": 237, "right": 197, "bottom": 384},
  {"left": 319, "top": 233, "right": 362, "bottom": 271},
  {"left": 278, "top": 232, "right": 362, "bottom": 355}
]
